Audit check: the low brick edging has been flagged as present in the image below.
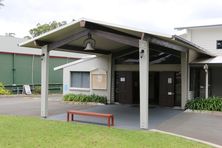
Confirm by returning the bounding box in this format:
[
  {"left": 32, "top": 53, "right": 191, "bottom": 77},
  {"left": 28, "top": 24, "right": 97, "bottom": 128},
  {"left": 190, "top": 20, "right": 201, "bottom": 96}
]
[
  {"left": 150, "top": 129, "right": 222, "bottom": 148},
  {"left": 185, "top": 109, "right": 222, "bottom": 116}
]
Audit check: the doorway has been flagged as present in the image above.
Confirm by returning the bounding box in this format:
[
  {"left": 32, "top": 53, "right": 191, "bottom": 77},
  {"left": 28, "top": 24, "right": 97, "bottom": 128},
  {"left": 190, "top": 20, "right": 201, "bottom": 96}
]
[
  {"left": 115, "top": 71, "right": 139, "bottom": 104},
  {"left": 115, "top": 71, "right": 181, "bottom": 107}
]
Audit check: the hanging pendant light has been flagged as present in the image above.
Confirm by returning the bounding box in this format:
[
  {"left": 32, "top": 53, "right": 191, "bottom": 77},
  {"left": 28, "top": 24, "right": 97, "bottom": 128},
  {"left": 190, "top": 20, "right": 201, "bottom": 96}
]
[{"left": 83, "top": 33, "right": 96, "bottom": 51}]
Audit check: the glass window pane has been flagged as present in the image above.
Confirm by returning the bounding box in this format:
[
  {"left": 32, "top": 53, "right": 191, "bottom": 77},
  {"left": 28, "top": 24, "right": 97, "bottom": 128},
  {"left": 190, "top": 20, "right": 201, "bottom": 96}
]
[
  {"left": 71, "top": 72, "right": 81, "bottom": 87},
  {"left": 82, "top": 72, "right": 90, "bottom": 88},
  {"left": 70, "top": 72, "right": 90, "bottom": 88}
]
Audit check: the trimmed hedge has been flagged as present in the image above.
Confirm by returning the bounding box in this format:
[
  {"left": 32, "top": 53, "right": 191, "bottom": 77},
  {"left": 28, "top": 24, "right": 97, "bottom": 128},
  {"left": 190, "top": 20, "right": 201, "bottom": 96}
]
[
  {"left": 63, "top": 93, "right": 107, "bottom": 104},
  {"left": 0, "top": 83, "right": 11, "bottom": 95},
  {"left": 185, "top": 96, "right": 222, "bottom": 111}
]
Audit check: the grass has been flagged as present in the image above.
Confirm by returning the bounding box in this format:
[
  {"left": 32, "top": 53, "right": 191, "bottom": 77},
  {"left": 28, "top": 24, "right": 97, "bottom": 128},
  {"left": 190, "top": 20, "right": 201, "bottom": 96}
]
[{"left": 0, "top": 115, "right": 210, "bottom": 148}]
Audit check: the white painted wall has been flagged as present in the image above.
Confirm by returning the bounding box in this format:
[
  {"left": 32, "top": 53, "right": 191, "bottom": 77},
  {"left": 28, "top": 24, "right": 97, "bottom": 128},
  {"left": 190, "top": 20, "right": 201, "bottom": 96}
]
[
  {"left": 63, "top": 55, "right": 111, "bottom": 102},
  {"left": 182, "top": 27, "right": 222, "bottom": 55}
]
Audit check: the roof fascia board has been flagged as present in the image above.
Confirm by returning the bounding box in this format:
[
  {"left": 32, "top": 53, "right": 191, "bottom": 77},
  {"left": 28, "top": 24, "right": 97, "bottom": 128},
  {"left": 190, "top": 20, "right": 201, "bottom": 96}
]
[{"left": 175, "top": 24, "right": 222, "bottom": 30}]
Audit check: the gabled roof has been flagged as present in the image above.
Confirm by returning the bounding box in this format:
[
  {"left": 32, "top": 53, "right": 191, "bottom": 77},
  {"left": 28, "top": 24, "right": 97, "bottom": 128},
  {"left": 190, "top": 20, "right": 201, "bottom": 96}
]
[
  {"left": 19, "top": 18, "right": 215, "bottom": 57},
  {"left": 19, "top": 18, "right": 171, "bottom": 48}
]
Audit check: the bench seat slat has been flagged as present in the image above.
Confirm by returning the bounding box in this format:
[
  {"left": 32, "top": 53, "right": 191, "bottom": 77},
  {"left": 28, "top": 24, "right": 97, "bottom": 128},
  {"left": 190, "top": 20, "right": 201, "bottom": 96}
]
[
  {"left": 68, "top": 110, "right": 112, "bottom": 117},
  {"left": 67, "top": 110, "right": 114, "bottom": 127}
]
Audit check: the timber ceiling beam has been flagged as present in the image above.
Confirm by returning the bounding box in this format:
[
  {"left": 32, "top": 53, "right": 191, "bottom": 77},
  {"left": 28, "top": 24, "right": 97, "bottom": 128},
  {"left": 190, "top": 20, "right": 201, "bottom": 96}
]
[
  {"left": 113, "top": 48, "right": 138, "bottom": 59},
  {"left": 80, "top": 20, "right": 140, "bottom": 47},
  {"left": 47, "top": 29, "right": 90, "bottom": 50},
  {"left": 80, "top": 20, "right": 140, "bottom": 38},
  {"left": 145, "top": 34, "right": 188, "bottom": 53},
  {"left": 91, "top": 30, "right": 139, "bottom": 48},
  {"left": 35, "top": 40, "right": 111, "bottom": 55},
  {"left": 149, "top": 43, "right": 180, "bottom": 57}
]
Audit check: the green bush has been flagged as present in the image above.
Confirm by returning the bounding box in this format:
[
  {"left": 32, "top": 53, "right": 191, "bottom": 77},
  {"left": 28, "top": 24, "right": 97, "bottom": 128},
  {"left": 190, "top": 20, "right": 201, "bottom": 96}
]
[
  {"left": 0, "top": 82, "right": 11, "bottom": 95},
  {"left": 185, "top": 96, "right": 222, "bottom": 111},
  {"left": 33, "top": 86, "right": 41, "bottom": 94},
  {"left": 63, "top": 93, "right": 107, "bottom": 104}
]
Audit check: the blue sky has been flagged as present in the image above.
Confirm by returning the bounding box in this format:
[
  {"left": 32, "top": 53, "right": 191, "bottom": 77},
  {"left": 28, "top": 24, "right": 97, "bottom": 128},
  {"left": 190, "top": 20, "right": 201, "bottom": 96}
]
[{"left": 1, "top": 0, "right": 222, "bottom": 38}]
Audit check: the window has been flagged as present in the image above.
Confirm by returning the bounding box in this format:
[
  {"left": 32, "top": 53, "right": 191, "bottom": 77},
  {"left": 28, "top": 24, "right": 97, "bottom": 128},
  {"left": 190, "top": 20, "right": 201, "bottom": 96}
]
[
  {"left": 70, "top": 72, "right": 90, "bottom": 89},
  {"left": 217, "top": 40, "right": 222, "bottom": 49}
]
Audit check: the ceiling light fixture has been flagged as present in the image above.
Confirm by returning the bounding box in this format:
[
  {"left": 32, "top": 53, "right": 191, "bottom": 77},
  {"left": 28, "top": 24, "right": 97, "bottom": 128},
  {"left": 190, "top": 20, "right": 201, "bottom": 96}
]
[{"left": 83, "top": 33, "right": 96, "bottom": 51}]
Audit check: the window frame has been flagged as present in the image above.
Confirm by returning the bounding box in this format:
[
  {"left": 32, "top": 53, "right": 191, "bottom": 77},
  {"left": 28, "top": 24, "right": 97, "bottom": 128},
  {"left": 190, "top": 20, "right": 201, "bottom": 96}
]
[
  {"left": 216, "top": 40, "right": 222, "bottom": 49},
  {"left": 70, "top": 71, "right": 90, "bottom": 91}
]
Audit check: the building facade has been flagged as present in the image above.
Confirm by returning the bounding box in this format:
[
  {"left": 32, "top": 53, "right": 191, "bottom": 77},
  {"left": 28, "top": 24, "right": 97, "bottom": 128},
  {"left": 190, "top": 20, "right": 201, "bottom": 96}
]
[
  {"left": 176, "top": 25, "right": 222, "bottom": 98},
  {"left": 21, "top": 18, "right": 219, "bottom": 128}
]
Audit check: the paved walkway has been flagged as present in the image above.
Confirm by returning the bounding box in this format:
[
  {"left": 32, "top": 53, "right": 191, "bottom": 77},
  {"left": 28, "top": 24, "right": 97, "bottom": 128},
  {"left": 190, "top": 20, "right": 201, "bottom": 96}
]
[
  {"left": 156, "top": 112, "right": 222, "bottom": 146},
  {"left": 0, "top": 96, "right": 222, "bottom": 146},
  {"left": 49, "top": 105, "right": 182, "bottom": 129},
  {"left": 0, "top": 95, "right": 93, "bottom": 116},
  {"left": 49, "top": 104, "right": 222, "bottom": 146}
]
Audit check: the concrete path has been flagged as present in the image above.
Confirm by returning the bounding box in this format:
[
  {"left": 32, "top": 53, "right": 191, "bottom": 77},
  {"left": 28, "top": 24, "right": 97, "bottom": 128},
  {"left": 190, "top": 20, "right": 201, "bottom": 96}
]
[
  {"left": 156, "top": 112, "right": 222, "bottom": 146},
  {"left": 49, "top": 104, "right": 222, "bottom": 146},
  {"left": 49, "top": 105, "right": 182, "bottom": 129},
  {"left": 0, "top": 95, "right": 93, "bottom": 116}
]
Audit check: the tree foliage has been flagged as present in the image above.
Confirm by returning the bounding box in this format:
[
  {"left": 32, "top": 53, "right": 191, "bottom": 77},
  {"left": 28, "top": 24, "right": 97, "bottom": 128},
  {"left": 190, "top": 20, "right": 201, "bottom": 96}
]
[{"left": 29, "top": 21, "right": 67, "bottom": 37}]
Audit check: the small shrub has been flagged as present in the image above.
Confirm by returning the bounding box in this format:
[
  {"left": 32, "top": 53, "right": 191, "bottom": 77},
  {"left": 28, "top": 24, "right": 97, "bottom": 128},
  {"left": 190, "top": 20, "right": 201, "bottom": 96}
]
[
  {"left": 33, "top": 86, "right": 41, "bottom": 94},
  {"left": 0, "top": 82, "right": 11, "bottom": 95},
  {"left": 185, "top": 96, "right": 222, "bottom": 111},
  {"left": 63, "top": 93, "right": 107, "bottom": 104}
]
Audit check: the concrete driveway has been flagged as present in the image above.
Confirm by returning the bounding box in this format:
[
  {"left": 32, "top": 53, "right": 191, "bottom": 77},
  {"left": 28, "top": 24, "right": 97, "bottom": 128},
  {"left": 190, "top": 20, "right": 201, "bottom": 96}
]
[
  {"left": 156, "top": 111, "right": 222, "bottom": 146},
  {"left": 0, "top": 95, "right": 93, "bottom": 116},
  {"left": 0, "top": 96, "right": 222, "bottom": 146}
]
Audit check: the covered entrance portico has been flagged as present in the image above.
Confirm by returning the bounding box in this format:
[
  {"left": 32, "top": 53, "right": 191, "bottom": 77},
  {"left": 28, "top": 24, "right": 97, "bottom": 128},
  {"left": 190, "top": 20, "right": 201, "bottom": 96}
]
[{"left": 20, "top": 18, "right": 211, "bottom": 129}]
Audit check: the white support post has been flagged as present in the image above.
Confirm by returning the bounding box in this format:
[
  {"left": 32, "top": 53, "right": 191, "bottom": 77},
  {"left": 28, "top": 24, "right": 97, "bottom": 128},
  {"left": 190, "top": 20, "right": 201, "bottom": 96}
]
[
  {"left": 110, "top": 55, "right": 115, "bottom": 104},
  {"left": 204, "top": 64, "right": 209, "bottom": 98},
  {"left": 181, "top": 52, "right": 188, "bottom": 109},
  {"left": 139, "top": 40, "right": 149, "bottom": 129},
  {"left": 107, "top": 54, "right": 112, "bottom": 104},
  {"left": 41, "top": 45, "right": 49, "bottom": 118}
]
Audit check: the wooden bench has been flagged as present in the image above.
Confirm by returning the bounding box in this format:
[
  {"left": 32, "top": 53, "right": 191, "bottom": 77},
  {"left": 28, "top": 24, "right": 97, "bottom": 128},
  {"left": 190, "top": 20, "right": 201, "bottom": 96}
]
[{"left": 67, "top": 110, "right": 114, "bottom": 127}]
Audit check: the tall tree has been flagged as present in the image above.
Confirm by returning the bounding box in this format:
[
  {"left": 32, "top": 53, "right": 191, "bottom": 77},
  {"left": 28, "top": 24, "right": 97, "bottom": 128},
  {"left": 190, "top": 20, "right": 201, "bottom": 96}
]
[{"left": 29, "top": 21, "right": 67, "bottom": 37}]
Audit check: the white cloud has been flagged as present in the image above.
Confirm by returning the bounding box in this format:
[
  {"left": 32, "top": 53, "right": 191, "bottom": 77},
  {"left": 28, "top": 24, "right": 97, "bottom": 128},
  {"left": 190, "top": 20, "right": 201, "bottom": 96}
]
[{"left": 0, "top": 0, "right": 222, "bottom": 38}]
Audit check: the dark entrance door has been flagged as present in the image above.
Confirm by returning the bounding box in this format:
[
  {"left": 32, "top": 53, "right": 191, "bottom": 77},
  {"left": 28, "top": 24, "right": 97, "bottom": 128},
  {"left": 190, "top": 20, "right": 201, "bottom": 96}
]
[
  {"left": 159, "top": 72, "right": 175, "bottom": 107},
  {"left": 115, "top": 71, "right": 139, "bottom": 104},
  {"left": 115, "top": 71, "right": 133, "bottom": 104}
]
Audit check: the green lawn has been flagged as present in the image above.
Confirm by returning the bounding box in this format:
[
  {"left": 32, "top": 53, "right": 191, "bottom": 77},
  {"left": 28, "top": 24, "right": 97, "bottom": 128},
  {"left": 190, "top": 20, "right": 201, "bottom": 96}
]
[{"left": 0, "top": 115, "right": 210, "bottom": 148}]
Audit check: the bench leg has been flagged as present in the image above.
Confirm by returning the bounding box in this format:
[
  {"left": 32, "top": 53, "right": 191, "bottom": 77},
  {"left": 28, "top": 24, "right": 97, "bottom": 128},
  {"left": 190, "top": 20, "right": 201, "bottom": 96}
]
[
  {"left": 71, "top": 114, "right": 74, "bottom": 121},
  {"left": 67, "top": 113, "right": 69, "bottom": 122},
  {"left": 108, "top": 117, "right": 111, "bottom": 127},
  {"left": 111, "top": 116, "right": 114, "bottom": 126}
]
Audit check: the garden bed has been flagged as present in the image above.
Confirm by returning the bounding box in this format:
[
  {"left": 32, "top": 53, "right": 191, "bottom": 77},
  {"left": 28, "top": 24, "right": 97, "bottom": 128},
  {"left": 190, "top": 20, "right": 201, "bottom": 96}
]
[
  {"left": 63, "top": 93, "right": 107, "bottom": 104},
  {"left": 185, "top": 96, "right": 222, "bottom": 112}
]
